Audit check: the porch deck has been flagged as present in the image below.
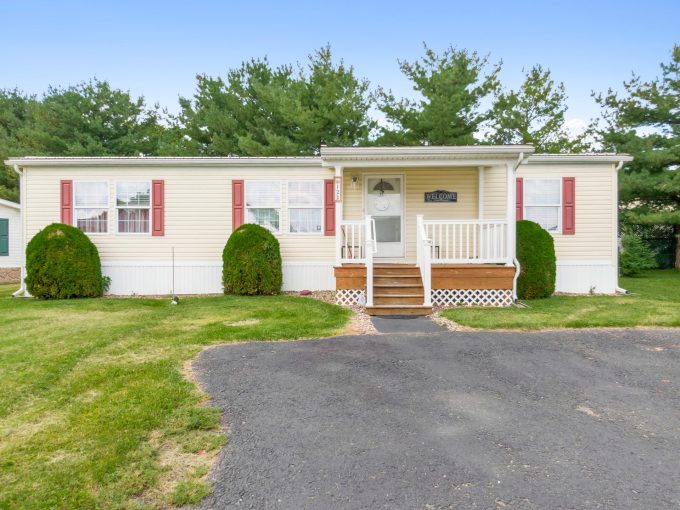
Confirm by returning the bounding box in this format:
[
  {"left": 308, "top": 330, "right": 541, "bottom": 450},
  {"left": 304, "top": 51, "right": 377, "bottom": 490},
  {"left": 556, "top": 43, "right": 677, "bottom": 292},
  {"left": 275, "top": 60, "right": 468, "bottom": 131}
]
[{"left": 335, "top": 263, "right": 516, "bottom": 315}]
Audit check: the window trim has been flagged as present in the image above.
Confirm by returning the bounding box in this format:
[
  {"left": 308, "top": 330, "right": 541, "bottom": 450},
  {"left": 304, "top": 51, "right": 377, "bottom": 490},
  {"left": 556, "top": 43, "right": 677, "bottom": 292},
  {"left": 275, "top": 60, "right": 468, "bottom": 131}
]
[
  {"left": 523, "top": 177, "right": 562, "bottom": 234},
  {"left": 287, "top": 180, "right": 324, "bottom": 235},
  {"left": 115, "top": 180, "right": 152, "bottom": 235},
  {"left": 245, "top": 180, "right": 282, "bottom": 234},
  {"left": 73, "top": 180, "right": 110, "bottom": 235}
]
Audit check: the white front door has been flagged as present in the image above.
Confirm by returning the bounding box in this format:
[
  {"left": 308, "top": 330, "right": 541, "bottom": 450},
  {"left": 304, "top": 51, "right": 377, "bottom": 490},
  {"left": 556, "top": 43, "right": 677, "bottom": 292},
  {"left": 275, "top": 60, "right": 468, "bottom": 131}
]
[{"left": 365, "top": 176, "right": 404, "bottom": 258}]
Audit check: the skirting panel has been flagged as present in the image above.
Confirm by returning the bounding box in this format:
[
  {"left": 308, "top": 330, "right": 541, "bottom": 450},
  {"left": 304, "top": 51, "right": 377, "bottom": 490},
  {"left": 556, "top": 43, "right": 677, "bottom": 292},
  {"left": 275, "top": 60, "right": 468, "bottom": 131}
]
[
  {"left": 102, "top": 261, "right": 335, "bottom": 295},
  {"left": 555, "top": 261, "right": 617, "bottom": 294},
  {"left": 432, "top": 289, "right": 513, "bottom": 307},
  {"left": 336, "top": 289, "right": 366, "bottom": 306}
]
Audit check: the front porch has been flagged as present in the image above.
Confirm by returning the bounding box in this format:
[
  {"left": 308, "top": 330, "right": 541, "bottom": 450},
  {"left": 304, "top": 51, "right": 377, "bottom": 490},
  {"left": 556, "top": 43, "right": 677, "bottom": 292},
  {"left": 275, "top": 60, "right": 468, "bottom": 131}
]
[
  {"left": 335, "top": 217, "right": 516, "bottom": 314},
  {"left": 322, "top": 145, "right": 525, "bottom": 314}
]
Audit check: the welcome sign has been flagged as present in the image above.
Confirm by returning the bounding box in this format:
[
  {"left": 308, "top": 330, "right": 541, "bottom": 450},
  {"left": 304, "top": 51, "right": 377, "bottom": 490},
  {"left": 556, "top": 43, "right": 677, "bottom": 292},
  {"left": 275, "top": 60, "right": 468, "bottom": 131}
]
[{"left": 424, "top": 190, "right": 458, "bottom": 203}]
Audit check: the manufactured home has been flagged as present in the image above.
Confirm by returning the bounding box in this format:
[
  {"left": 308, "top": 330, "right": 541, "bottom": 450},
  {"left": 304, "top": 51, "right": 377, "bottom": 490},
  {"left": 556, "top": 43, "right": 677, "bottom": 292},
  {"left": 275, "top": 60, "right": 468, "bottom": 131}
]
[
  {"left": 0, "top": 197, "right": 21, "bottom": 283},
  {"left": 6, "top": 145, "right": 632, "bottom": 314}
]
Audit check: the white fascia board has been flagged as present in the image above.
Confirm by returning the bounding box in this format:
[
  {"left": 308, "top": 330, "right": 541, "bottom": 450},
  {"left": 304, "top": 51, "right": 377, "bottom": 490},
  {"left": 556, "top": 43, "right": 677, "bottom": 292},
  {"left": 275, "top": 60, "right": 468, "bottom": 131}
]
[
  {"left": 320, "top": 145, "right": 535, "bottom": 160},
  {"left": 4, "top": 156, "right": 323, "bottom": 168},
  {"left": 527, "top": 154, "right": 633, "bottom": 164},
  {"left": 0, "top": 198, "right": 20, "bottom": 210},
  {"left": 322, "top": 157, "right": 528, "bottom": 168}
]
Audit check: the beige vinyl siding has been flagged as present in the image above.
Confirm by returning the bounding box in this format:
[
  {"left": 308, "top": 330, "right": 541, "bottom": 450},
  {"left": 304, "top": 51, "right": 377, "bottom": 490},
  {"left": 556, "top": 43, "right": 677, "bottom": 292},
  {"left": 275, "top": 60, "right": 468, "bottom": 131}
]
[
  {"left": 0, "top": 203, "right": 21, "bottom": 268},
  {"left": 342, "top": 167, "right": 479, "bottom": 261},
  {"left": 518, "top": 163, "right": 617, "bottom": 262},
  {"left": 24, "top": 166, "right": 336, "bottom": 263},
  {"left": 482, "top": 165, "right": 508, "bottom": 219}
]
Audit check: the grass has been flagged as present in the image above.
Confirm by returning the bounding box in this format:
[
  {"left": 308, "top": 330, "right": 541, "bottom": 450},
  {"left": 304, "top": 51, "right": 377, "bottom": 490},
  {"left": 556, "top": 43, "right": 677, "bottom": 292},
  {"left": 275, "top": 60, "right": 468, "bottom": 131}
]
[
  {"left": 442, "top": 269, "right": 680, "bottom": 330},
  {"left": 0, "top": 287, "right": 350, "bottom": 509}
]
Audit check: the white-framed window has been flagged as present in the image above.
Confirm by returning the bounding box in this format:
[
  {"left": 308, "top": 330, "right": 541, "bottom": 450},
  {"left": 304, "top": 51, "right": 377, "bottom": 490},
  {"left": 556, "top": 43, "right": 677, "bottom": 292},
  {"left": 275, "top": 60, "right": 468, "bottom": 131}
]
[
  {"left": 245, "top": 181, "right": 281, "bottom": 233},
  {"left": 116, "top": 181, "right": 151, "bottom": 234},
  {"left": 524, "top": 178, "right": 561, "bottom": 233},
  {"left": 74, "top": 181, "right": 109, "bottom": 233},
  {"left": 288, "top": 181, "right": 323, "bottom": 234}
]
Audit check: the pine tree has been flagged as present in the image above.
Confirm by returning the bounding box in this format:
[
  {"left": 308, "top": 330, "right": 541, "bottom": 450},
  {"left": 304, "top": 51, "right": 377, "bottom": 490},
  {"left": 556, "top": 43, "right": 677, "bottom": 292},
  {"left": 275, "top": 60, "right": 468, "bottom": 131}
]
[
  {"left": 595, "top": 45, "right": 680, "bottom": 268},
  {"left": 487, "top": 65, "right": 585, "bottom": 152},
  {"left": 376, "top": 45, "right": 501, "bottom": 145}
]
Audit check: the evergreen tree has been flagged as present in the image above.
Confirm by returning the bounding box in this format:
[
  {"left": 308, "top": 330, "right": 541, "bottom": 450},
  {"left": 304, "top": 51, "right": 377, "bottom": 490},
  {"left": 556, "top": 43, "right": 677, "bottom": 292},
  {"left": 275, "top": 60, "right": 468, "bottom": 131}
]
[
  {"left": 487, "top": 65, "right": 584, "bottom": 152},
  {"left": 376, "top": 45, "right": 501, "bottom": 145},
  {"left": 595, "top": 45, "right": 680, "bottom": 268},
  {"left": 177, "top": 46, "right": 374, "bottom": 156}
]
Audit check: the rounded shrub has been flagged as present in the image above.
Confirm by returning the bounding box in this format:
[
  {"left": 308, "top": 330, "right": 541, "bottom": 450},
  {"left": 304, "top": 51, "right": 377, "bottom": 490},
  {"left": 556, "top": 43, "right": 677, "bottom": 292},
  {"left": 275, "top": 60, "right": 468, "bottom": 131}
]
[
  {"left": 516, "top": 220, "right": 556, "bottom": 300},
  {"left": 25, "top": 223, "right": 104, "bottom": 299},
  {"left": 223, "top": 224, "right": 282, "bottom": 295}
]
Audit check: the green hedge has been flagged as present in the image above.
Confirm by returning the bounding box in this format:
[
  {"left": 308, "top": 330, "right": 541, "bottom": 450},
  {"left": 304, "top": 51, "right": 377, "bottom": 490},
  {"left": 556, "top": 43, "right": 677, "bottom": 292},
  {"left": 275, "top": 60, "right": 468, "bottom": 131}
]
[
  {"left": 516, "top": 220, "right": 556, "bottom": 299},
  {"left": 25, "top": 223, "right": 104, "bottom": 299},
  {"left": 222, "top": 224, "right": 282, "bottom": 295}
]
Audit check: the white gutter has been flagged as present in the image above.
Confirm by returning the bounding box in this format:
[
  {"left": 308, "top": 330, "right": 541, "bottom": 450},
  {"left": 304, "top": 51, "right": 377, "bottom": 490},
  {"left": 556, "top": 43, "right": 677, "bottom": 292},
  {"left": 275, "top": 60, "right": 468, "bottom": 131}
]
[
  {"left": 511, "top": 152, "right": 527, "bottom": 301},
  {"left": 614, "top": 159, "right": 627, "bottom": 294},
  {"left": 11, "top": 164, "right": 28, "bottom": 297}
]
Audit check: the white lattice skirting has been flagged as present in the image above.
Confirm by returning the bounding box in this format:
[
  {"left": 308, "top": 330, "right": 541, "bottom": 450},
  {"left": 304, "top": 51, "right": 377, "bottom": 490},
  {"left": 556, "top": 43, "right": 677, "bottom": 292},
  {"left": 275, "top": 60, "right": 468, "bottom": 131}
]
[
  {"left": 336, "top": 289, "right": 366, "bottom": 306},
  {"left": 432, "top": 289, "right": 514, "bottom": 307}
]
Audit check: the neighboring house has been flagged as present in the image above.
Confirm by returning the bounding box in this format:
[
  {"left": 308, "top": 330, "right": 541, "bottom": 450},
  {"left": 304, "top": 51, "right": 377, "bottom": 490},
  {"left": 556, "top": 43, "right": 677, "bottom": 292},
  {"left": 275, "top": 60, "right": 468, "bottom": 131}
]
[
  {"left": 6, "top": 145, "right": 632, "bottom": 314},
  {"left": 0, "top": 197, "right": 21, "bottom": 283}
]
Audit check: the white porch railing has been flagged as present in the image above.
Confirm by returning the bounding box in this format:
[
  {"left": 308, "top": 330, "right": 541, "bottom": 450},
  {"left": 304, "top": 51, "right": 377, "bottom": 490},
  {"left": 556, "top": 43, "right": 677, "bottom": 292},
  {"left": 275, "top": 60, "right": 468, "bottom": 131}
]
[
  {"left": 339, "top": 220, "right": 366, "bottom": 263},
  {"left": 416, "top": 215, "right": 432, "bottom": 306},
  {"left": 364, "top": 215, "right": 377, "bottom": 306},
  {"left": 423, "top": 220, "right": 508, "bottom": 264}
]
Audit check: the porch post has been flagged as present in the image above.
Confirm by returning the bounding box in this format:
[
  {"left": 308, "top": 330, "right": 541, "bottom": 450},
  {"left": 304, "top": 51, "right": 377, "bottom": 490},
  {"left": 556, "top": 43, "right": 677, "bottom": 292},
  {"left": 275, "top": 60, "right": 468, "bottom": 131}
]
[
  {"left": 334, "top": 165, "right": 343, "bottom": 266},
  {"left": 505, "top": 163, "right": 516, "bottom": 266},
  {"left": 478, "top": 166, "right": 485, "bottom": 220}
]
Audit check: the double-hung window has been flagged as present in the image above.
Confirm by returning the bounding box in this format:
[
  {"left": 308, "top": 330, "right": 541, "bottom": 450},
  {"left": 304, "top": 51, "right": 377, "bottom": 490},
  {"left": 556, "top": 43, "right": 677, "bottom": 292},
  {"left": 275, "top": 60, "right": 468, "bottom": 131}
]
[
  {"left": 288, "top": 181, "right": 323, "bottom": 234},
  {"left": 74, "top": 181, "right": 109, "bottom": 233},
  {"left": 116, "top": 181, "right": 151, "bottom": 233},
  {"left": 246, "top": 181, "right": 281, "bottom": 233},
  {"left": 524, "top": 178, "right": 561, "bottom": 233}
]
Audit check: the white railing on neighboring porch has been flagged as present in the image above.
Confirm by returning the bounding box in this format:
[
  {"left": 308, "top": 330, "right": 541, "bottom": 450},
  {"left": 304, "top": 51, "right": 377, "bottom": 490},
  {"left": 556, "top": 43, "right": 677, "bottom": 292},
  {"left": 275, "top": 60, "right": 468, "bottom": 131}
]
[
  {"left": 416, "top": 215, "right": 432, "bottom": 306},
  {"left": 423, "top": 220, "right": 508, "bottom": 264},
  {"left": 339, "top": 220, "right": 366, "bottom": 263}
]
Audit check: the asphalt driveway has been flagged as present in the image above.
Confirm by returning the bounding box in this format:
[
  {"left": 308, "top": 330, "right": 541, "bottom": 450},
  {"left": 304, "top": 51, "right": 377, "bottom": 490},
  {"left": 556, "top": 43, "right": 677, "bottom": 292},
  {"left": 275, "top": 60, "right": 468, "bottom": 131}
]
[{"left": 195, "top": 322, "right": 680, "bottom": 509}]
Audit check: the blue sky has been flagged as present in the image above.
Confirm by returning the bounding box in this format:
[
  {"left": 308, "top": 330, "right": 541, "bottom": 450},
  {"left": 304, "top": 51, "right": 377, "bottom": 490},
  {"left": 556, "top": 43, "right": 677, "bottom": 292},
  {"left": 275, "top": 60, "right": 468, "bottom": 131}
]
[{"left": 3, "top": 0, "right": 678, "bottom": 133}]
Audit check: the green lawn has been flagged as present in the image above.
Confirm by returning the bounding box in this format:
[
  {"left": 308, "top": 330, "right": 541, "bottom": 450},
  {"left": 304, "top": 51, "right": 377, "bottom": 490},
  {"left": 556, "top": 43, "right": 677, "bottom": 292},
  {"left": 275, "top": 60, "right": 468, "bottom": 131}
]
[
  {"left": 0, "top": 287, "right": 350, "bottom": 509},
  {"left": 442, "top": 269, "right": 680, "bottom": 330}
]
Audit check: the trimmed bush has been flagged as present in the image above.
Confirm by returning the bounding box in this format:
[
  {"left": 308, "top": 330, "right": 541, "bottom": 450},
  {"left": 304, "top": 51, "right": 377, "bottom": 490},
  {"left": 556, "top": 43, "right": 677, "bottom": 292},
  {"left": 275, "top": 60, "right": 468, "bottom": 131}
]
[
  {"left": 516, "top": 220, "right": 556, "bottom": 299},
  {"left": 26, "top": 223, "right": 104, "bottom": 299},
  {"left": 223, "top": 224, "right": 282, "bottom": 295},
  {"left": 619, "top": 233, "right": 657, "bottom": 276}
]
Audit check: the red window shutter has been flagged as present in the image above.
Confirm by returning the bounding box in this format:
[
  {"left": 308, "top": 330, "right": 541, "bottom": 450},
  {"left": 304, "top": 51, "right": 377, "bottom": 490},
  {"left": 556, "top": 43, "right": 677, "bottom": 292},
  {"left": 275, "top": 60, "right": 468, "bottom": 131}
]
[
  {"left": 324, "top": 179, "right": 335, "bottom": 236},
  {"left": 515, "top": 177, "right": 523, "bottom": 221},
  {"left": 60, "top": 180, "right": 73, "bottom": 225},
  {"left": 232, "top": 180, "right": 244, "bottom": 230},
  {"left": 152, "top": 180, "right": 165, "bottom": 236},
  {"left": 562, "top": 177, "right": 575, "bottom": 235}
]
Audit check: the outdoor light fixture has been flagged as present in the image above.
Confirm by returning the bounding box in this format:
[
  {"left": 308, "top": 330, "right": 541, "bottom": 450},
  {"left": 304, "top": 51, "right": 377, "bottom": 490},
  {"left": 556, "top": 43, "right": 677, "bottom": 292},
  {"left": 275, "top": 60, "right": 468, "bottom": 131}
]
[{"left": 351, "top": 175, "right": 359, "bottom": 189}]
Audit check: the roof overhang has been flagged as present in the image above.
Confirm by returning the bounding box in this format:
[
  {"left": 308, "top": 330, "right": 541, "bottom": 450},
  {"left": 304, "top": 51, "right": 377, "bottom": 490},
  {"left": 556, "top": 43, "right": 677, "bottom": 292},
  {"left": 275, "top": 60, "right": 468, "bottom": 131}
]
[
  {"left": 0, "top": 197, "right": 20, "bottom": 210},
  {"left": 526, "top": 154, "right": 633, "bottom": 164},
  {"left": 4, "top": 156, "right": 322, "bottom": 168},
  {"left": 320, "top": 145, "right": 535, "bottom": 168}
]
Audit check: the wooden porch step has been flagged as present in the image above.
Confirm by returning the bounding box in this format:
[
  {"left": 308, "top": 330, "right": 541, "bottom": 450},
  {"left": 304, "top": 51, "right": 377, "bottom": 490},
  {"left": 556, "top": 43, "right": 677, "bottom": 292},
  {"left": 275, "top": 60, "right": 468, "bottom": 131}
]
[
  {"left": 374, "top": 266, "right": 420, "bottom": 276},
  {"left": 374, "top": 295, "right": 424, "bottom": 305},
  {"left": 366, "top": 305, "right": 433, "bottom": 316},
  {"left": 374, "top": 275, "right": 422, "bottom": 286},
  {"left": 374, "top": 288, "right": 424, "bottom": 296}
]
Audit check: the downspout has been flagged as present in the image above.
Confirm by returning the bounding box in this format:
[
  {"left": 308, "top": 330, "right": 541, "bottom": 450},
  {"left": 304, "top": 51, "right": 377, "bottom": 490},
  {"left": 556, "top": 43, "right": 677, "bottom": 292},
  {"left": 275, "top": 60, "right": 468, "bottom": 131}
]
[
  {"left": 11, "top": 164, "right": 28, "bottom": 297},
  {"left": 613, "top": 160, "right": 628, "bottom": 294},
  {"left": 511, "top": 152, "right": 527, "bottom": 301}
]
